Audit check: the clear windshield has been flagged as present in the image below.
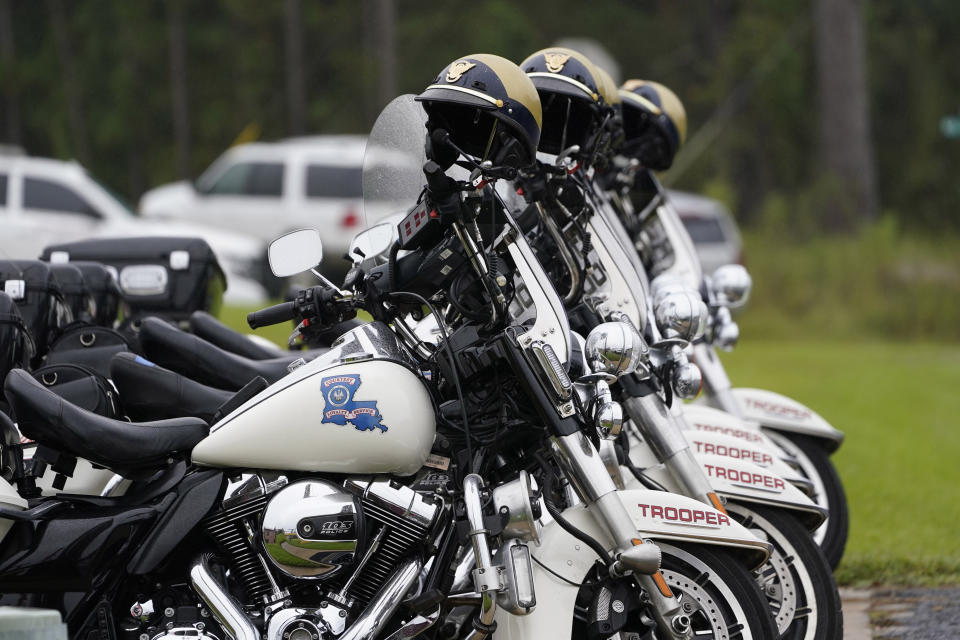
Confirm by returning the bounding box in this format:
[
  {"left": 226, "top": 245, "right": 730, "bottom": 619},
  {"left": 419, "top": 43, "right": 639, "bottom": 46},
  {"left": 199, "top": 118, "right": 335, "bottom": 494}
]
[
  {"left": 361, "top": 94, "right": 430, "bottom": 231},
  {"left": 360, "top": 94, "right": 571, "bottom": 363}
]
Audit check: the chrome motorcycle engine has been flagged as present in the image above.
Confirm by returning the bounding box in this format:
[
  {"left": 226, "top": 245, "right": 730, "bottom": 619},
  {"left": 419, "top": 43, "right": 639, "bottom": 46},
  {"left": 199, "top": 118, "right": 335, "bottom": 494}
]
[
  {"left": 261, "top": 480, "right": 362, "bottom": 580},
  {"left": 204, "top": 473, "right": 442, "bottom": 620}
]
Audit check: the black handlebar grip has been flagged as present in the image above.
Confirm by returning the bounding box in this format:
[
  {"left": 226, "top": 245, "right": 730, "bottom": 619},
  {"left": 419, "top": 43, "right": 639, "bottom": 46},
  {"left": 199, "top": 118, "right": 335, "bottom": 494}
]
[{"left": 247, "top": 301, "right": 297, "bottom": 330}]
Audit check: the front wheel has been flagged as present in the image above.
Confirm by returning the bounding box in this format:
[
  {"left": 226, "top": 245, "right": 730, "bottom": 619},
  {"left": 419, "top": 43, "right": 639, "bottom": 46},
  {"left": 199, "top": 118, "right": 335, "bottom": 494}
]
[
  {"left": 726, "top": 503, "right": 843, "bottom": 640},
  {"left": 658, "top": 542, "right": 779, "bottom": 640},
  {"left": 766, "top": 431, "right": 849, "bottom": 570},
  {"left": 573, "top": 541, "right": 779, "bottom": 639}
]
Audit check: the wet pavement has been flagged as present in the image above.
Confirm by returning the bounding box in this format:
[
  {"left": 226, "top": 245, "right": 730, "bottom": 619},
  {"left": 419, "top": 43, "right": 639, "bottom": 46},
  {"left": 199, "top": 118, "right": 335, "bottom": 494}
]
[{"left": 842, "top": 586, "right": 960, "bottom": 639}]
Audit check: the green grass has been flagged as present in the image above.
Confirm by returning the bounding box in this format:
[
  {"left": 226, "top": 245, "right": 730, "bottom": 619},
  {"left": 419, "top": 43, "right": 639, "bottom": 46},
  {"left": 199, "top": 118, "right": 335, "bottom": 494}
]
[
  {"left": 719, "top": 340, "right": 960, "bottom": 586},
  {"left": 737, "top": 223, "right": 960, "bottom": 342}
]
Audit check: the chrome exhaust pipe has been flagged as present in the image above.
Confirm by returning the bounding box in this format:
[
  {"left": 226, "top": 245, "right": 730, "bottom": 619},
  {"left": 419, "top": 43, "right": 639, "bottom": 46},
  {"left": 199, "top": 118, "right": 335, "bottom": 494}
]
[
  {"left": 339, "top": 557, "right": 422, "bottom": 640},
  {"left": 190, "top": 553, "right": 259, "bottom": 640}
]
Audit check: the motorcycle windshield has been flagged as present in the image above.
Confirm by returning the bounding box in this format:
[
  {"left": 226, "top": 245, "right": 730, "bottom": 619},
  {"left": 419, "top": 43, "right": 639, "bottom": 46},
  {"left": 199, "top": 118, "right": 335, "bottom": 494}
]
[
  {"left": 361, "top": 94, "right": 430, "bottom": 232},
  {"left": 361, "top": 95, "right": 571, "bottom": 364}
]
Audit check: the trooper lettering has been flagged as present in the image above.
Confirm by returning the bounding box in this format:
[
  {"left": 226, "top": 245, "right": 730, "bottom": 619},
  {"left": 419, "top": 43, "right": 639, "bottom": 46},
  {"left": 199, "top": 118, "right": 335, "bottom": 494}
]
[
  {"left": 636, "top": 503, "right": 730, "bottom": 527},
  {"left": 703, "top": 464, "right": 786, "bottom": 491},
  {"left": 693, "top": 422, "right": 763, "bottom": 443},
  {"left": 693, "top": 440, "right": 773, "bottom": 466},
  {"left": 744, "top": 398, "right": 811, "bottom": 420}
]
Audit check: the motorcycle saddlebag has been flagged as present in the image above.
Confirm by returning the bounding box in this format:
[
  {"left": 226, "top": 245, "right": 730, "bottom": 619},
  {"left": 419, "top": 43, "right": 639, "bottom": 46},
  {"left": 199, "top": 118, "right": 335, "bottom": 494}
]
[
  {"left": 41, "top": 237, "right": 226, "bottom": 323},
  {"left": 0, "top": 260, "right": 72, "bottom": 365},
  {"left": 72, "top": 261, "right": 122, "bottom": 328},
  {"left": 44, "top": 325, "right": 134, "bottom": 378},
  {"left": 0, "top": 293, "right": 35, "bottom": 417},
  {"left": 30, "top": 363, "right": 119, "bottom": 419},
  {"left": 48, "top": 263, "right": 92, "bottom": 325}
]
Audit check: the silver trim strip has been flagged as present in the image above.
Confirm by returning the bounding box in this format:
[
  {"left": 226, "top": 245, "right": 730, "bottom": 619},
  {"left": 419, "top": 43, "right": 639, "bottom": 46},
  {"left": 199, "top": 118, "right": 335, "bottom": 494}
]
[
  {"left": 424, "top": 84, "right": 500, "bottom": 106},
  {"left": 527, "top": 72, "right": 597, "bottom": 100}
]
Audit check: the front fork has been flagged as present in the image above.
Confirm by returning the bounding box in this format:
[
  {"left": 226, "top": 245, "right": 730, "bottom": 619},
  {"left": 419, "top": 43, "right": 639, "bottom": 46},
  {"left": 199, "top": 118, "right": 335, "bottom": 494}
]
[
  {"left": 622, "top": 389, "right": 724, "bottom": 511},
  {"left": 552, "top": 432, "right": 692, "bottom": 639},
  {"left": 691, "top": 341, "right": 745, "bottom": 419}
]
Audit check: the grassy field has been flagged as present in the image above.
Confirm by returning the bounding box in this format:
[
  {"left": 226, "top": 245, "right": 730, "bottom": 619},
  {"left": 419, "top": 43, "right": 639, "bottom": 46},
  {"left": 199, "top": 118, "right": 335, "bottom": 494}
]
[
  {"left": 219, "top": 302, "right": 960, "bottom": 586},
  {"left": 720, "top": 340, "right": 960, "bottom": 586}
]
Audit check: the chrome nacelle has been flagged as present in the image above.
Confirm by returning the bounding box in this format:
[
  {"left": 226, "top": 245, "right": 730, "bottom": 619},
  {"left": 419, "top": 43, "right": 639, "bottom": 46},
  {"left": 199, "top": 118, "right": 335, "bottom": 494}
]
[
  {"left": 261, "top": 479, "right": 362, "bottom": 580},
  {"left": 710, "top": 264, "right": 752, "bottom": 309},
  {"left": 671, "top": 360, "right": 703, "bottom": 399},
  {"left": 492, "top": 470, "right": 541, "bottom": 545},
  {"left": 584, "top": 321, "right": 649, "bottom": 379},
  {"left": 654, "top": 290, "right": 708, "bottom": 342}
]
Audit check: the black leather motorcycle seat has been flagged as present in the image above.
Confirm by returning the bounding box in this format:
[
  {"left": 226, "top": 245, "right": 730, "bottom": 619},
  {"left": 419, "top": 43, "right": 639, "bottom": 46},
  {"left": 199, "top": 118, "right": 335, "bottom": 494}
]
[
  {"left": 3, "top": 369, "right": 208, "bottom": 477},
  {"left": 110, "top": 352, "right": 233, "bottom": 424},
  {"left": 189, "top": 311, "right": 285, "bottom": 360},
  {"left": 139, "top": 317, "right": 294, "bottom": 390}
]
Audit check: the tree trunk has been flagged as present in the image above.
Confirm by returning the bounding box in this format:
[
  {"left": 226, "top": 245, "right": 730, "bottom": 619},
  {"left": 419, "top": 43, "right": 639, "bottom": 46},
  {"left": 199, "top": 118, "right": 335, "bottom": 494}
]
[
  {"left": 285, "top": 0, "right": 305, "bottom": 135},
  {"left": 374, "top": 0, "right": 395, "bottom": 111},
  {"left": 47, "top": 0, "right": 89, "bottom": 164},
  {"left": 814, "top": 0, "right": 878, "bottom": 228},
  {"left": 167, "top": 0, "right": 191, "bottom": 179},
  {"left": 0, "top": 0, "right": 20, "bottom": 145}
]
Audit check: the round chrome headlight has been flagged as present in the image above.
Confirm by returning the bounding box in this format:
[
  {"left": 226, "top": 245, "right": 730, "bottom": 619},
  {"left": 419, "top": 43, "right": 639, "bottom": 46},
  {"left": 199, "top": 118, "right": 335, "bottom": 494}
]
[
  {"left": 654, "top": 290, "right": 708, "bottom": 342},
  {"left": 711, "top": 264, "right": 752, "bottom": 309},
  {"left": 584, "top": 321, "right": 649, "bottom": 378}
]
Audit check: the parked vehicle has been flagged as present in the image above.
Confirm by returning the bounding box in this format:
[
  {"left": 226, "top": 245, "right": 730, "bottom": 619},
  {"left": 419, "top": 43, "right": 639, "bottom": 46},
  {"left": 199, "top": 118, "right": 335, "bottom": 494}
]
[
  {"left": 0, "top": 76, "right": 780, "bottom": 640},
  {"left": 139, "top": 136, "right": 405, "bottom": 279},
  {"left": 666, "top": 189, "right": 743, "bottom": 272},
  {"left": 0, "top": 154, "right": 269, "bottom": 304}
]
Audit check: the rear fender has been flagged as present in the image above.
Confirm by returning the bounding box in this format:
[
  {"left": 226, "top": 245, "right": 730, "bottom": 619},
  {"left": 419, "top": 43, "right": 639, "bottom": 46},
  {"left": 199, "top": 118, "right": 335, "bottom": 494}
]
[
  {"left": 732, "top": 388, "right": 844, "bottom": 451},
  {"left": 0, "top": 477, "right": 27, "bottom": 545}
]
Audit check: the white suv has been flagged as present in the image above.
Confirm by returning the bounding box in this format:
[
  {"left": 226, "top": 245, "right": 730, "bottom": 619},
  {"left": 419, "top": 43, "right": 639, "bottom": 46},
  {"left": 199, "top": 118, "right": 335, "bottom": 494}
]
[
  {"left": 0, "top": 155, "right": 270, "bottom": 303},
  {"left": 140, "top": 136, "right": 392, "bottom": 275}
]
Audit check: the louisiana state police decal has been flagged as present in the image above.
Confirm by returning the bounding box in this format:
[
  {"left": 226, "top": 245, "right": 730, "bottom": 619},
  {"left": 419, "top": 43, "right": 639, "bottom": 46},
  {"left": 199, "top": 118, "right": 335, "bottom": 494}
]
[{"left": 320, "top": 375, "right": 388, "bottom": 432}]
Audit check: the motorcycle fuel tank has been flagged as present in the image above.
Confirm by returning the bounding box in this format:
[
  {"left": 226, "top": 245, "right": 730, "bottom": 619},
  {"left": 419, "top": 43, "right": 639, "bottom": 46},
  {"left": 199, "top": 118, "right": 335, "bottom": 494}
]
[{"left": 192, "top": 323, "right": 436, "bottom": 475}]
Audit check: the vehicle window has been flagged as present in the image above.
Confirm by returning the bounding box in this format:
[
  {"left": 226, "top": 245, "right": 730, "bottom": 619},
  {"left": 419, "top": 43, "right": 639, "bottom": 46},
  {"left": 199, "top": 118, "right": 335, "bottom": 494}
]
[
  {"left": 306, "top": 165, "right": 362, "bottom": 199},
  {"left": 681, "top": 216, "right": 727, "bottom": 244},
  {"left": 207, "top": 162, "right": 284, "bottom": 196},
  {"left": 0, "top": 174, "right": 7, "bottom": 206},
  {"left": 23, "top": 176, "right": 101, "bottom": 218}
]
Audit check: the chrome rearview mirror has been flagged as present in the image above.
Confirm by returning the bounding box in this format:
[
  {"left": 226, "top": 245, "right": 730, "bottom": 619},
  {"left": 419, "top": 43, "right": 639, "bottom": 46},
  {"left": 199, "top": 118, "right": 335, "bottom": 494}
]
[
  {"left": 349, "top": 222, "right": 395, "bottom": 264},
  {"left": 584, "top": 321, "right": 649, "bottom": 379},
  {"left": 654, "top": 290, "right": 708, "bottom": 343},
  {"left": 268, "top": 229, "right": 324, "bottom": 277},
  {"left": 710, "top": 264, "right": 752, "bottom": 309}
]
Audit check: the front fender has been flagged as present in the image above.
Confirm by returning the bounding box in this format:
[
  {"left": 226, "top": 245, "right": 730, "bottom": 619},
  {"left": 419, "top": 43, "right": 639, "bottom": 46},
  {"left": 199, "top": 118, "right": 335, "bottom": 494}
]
[
  {"left": 683, "top": 429, "right": 808, "bottom": 487},
  {"left": 695, "top": 454, "right": 826, "bottom": 531},
  {"left": 495, "top": 493, "right": 770, "bottom": 639},
  {"left": 732, "top": 388, "right": 844, "bottom": 451},
  {"left": 623, "top": 449, "right": 826, "bottom": 532}
]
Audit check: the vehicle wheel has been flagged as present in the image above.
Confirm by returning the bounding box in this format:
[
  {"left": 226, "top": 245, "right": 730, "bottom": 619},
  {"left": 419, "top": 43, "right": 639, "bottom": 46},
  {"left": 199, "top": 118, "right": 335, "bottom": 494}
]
[
  {"left": 764, "top": 430, "right": 849, "bottom": 570},
  {"left": 573, "top": 542, "right": 779, "bottom": 639},
  {"left": 726, "top": 503, "right": 843, "bottom": 640}
]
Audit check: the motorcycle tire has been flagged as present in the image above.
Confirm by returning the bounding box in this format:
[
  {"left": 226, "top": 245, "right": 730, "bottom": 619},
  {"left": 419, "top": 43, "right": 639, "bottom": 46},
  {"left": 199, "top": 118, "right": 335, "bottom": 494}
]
[
  {"left": 726, "top": 503, "right": 844, "bottom": 640},
  {"left": 656, "top": 542, "right": 779, "bottom": 640},
  {"left": 766, "top": 430, "right": 850, "bottom": 570}
]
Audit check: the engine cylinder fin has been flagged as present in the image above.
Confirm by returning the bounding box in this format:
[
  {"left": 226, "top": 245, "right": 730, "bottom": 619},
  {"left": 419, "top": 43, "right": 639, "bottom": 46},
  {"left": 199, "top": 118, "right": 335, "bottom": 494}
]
[
  {"left": 345, "top": 497, "right": 433, "bottom": 605},
  {"left": 202, "top": 493, "right": 275, "bottom": 603}
]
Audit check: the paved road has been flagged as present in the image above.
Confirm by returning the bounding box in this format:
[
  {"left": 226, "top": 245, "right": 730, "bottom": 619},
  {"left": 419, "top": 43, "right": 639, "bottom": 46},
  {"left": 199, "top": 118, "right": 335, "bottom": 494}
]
[{"left": 842, "top": 586, "right": 960, "bottom": 639}]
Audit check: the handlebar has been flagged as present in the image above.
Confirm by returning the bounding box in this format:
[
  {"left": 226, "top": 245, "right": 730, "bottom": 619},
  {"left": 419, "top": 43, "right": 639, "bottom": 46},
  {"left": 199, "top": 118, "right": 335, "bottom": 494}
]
[{"left": 247, "top": 301, "right": 297, "bottom": 330}]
